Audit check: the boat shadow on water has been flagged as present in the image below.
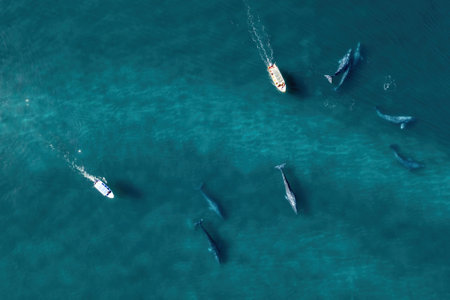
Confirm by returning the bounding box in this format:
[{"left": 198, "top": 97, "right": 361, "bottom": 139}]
[
  {"left": 113, "top": 180, "right": 144, "bottom": 199},
  {"left": 282, "top": 71, "right": 308, "bottom": 98}
]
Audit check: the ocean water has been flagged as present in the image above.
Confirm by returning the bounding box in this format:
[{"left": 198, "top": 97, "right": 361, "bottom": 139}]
[{"left": 1, "top": 0, "right": 449, "bottom": 298}]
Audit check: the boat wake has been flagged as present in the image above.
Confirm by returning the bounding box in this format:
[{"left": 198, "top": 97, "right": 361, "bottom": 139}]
[
  {"left": 49, "top": 143, "right": 105, "bottom": 184},
  {"left": 245, "top": 2, "right": 274, "bottom": 66},
  {"left": 59, "top": 148, "right": 113, "bottom": 198},
  {"left": 71, "top": 160, "right": 98, "bottom": 183},
  {"left": 15, "top": 97, "right": 109, "bottom": 194}
]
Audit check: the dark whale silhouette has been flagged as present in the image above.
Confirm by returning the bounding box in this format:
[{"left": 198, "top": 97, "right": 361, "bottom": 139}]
[
  {"left": 195, "top": 219, "right": 221, "bottom": 264},
  {"left": 390, "top": 145, "right": 424, "bottom": 170}
]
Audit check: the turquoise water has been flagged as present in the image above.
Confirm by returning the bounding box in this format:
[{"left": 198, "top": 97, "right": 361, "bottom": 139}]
[{"left": 1, "top": 0, "right": 450, "bottom": 298}]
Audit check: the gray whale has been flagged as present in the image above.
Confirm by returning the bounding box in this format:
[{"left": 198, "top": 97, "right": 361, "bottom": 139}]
[
  {"left": 326, "top": 42, "right": 363, "bottom": 90},
  {"left": 376, "top": 106, "right": 415, "bottom": 129},
  {"left": 353, "top": 42, "right": 362, "bottom": 65},
  {"left": 275, "top": 163, "right": 298, "bottom": 214},
  {"left": 195, "top": 219, "right": 221, "bottom": 264},
  {"left": 197, "top": 183, "right": 224, "bottom": 219},
  {"left": 390, "top": 145, "right": 424, "bottom": 170},
  {"left": 324, "top": 48, "right": 352, "bottom": 84}
]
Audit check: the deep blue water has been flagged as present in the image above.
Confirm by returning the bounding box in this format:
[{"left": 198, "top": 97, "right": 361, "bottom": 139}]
[{"left": 1, "top": 0, "right": 450, "bottom": 298}]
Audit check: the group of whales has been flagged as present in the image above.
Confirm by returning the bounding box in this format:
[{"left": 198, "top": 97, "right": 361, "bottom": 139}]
[
  {"left": 375, "top": 107, "right": 423, "bottom": 169},
  {"left": 324, "top": 42, "right": 362, "bottom": 91},
  {"left": 195, "top": 43, "right": 425, "bottom": 264},
  {"left": 195, "top": 163, "right": 297, "bottom": 264},
  {"left": 325, "top": 43, "right": 423, "bottom": 170}
]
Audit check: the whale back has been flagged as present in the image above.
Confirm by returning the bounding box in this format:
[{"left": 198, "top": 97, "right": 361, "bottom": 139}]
[{"left": 390, "top": 145, "right": 424, "bottom": 170}]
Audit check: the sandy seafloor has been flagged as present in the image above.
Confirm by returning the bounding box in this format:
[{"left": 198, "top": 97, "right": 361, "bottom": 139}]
[{"left": 0, "top": 0, "right": 449, "bottom": 299}]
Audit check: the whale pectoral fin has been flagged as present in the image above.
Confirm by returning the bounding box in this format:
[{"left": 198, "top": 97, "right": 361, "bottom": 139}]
[
  {"left": 400, "top": 123, "right": 406, "bottom": 129},
  {"left": 324, "top": 75, "right": 333, "bottom": 84},
  {"left": 275, "top": 163, "right": 286, "bottom": 170}
]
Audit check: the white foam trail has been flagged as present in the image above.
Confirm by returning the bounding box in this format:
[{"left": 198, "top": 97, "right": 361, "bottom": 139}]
[
  {"left": 72, "top": 162, "right": 97, "bottom": 183},
  {"left": 245, "top": 2, "right": 274, "bottom": 66},
  {"left": 65, "top": 155, "right": 106, "bottom": 183},
  {"left": 49, "top": 143, "right": 104, "bottom": 184},
  {"left": 21, "top": 97, "right": 107, "bottom": 187}
]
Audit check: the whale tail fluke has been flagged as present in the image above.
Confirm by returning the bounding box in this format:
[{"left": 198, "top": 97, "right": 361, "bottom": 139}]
[
  {"left": 194, "top": 218, "right": 204, "bottom": 229},
  {"left": 389, "top": 144, "right": 399, "bottom": 151},
  {"left": 324, "top": 75, "right": 333, "bottom": 84},
  {"left": 275, "top": 163, "right": 286, "bottom": 170},
  {"left": 194, "top": 182, "right": 204, "bottom": 191}
]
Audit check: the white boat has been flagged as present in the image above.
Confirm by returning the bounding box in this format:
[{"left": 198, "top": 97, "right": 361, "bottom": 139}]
[
  {"left": 94, "top": 179, "right": 114, "bottom": 198},
  {"left": 267, "top": 64, "right": 286, "bottom": 93}
]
